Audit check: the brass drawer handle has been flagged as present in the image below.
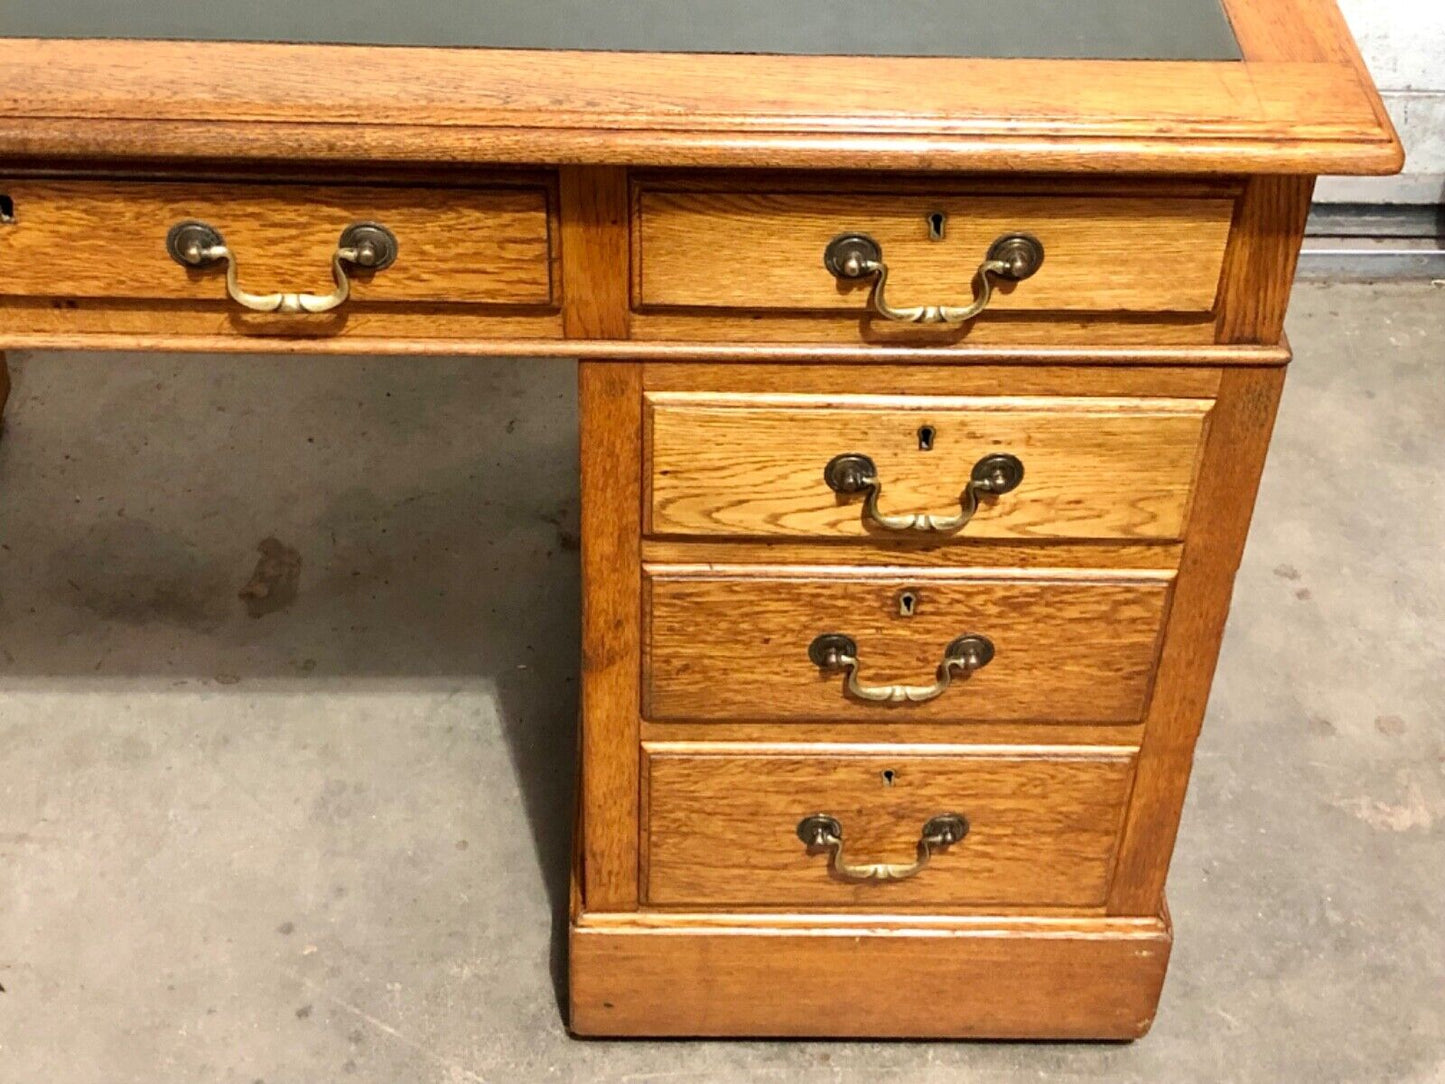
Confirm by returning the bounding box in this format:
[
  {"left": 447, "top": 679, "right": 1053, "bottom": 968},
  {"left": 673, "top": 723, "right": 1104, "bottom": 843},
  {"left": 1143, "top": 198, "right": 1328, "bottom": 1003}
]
[
  {"left": 167, "top": 220, "right": 398, "bottom": 314},
  {"left": 824, "top": 451, "right": 1024, "bottom": 532},
  {"left": 824, "top": 231, "right": 1043, "bottom": 325},
  {"left": 796, "top": 812, "right": 968, "bottom": 882},
  {"left": 809, "top": 632, "right": 994, "bottom": 704}
]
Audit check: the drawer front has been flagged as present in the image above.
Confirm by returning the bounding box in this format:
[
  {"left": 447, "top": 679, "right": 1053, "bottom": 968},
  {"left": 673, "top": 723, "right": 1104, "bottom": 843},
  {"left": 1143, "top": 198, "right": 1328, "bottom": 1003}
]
[
  {"left": 646, "top": 393, "right": 1213, "bottom": 541},
  {"left": 0, "top": 180, "right": 554, "bottom": 307},
  {"left": 635, "top": 188, "right": 1234, "bottom": 316},
  {"left": 644, "top": 568, "right": 1170, "bottom": 724},
  {"left": 644, "top": 747, "right": 1135, "bottom": 908}
]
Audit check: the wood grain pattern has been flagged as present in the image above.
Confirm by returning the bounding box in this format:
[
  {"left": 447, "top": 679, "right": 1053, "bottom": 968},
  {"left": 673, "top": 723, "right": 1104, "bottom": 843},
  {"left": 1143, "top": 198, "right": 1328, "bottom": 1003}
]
[
  {"left": 1215, "top": 175, "right": 1316, "bottom": 343},
  {"left": 0, "top": 0, "right": 1406, "bottom": 1045},
  {"left": 571, "top": 168, "right": 644, "bottom": 911},
  {"left": 643, "top": 567, "right": 1172, "bottom": 724},
  {"left": 572, "top": 170, "right": 644, "bottom": 910},
  {"left": 642, "top": 362, "right": 1232, "bottom": 397},
  {"left": 1109, "top": 366, "right": 1286, "bottom": 914},
  {"left": 642, "top": 745, "right": 1135, "bottom": 908},
  {"left": 0, "top": 299, "right": 566, "bottom": 343},
  {"left": 1222, "top": 0, "right": 1352, "bottom": 62},
  {"left": 0, "top": 179, "right": 554, "bottom": 305},
  {"left": 0, "top": 322, "right": 1290, "bottom": 364},
  {"left": 633, "top": 169, "right": 1242, "bottom": 200},
  {"left": 640, "top": 539, "right": 1184, "bottom": 571},
  {"left": 578, "top": 362, "right": 643, "bottom": 911},
  {"left": 560, "top": 166, "right": 630, "bottom": 338},
  {"left": 1219, "top": 0, "right": 1398, "bottom": 142},
  {"left": 635, "top": 191, "right": 1234, "bottom": 314},
  {"left": 645, "top": 394, "right": 1213, "bottom": 541},
  {"left": 0, "top": 39, "right": 1400, "bottom": 174},
  {"left": 570, "top": 909, "right": 1171, "bottom": 1037},
  {"left": 627, "top": 310, "right": 1219, "bottom": 346},
  {"left": 580, "top": 908, "right": 1168, "bottom": 929},
  {"left": 641, "top": 721, "right": 1144, "bottom": 747}
]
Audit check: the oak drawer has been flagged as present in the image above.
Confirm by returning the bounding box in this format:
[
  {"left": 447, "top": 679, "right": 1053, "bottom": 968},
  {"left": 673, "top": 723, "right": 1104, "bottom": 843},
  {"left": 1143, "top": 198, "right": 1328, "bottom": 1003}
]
[
  {"left": 0, "top": 179, "right": 558, "bottom": 336},
  {"left": 643, "top": 746, "right": 1135, "bottom": 908},
  {"left": 643, "top": 567, "right": 1170, "bottom": 725},
  {"left": 634, "top": 187, "right": 1234, "bottom": 320},
  {"left": 646, "top": 393, "right": 1213, "bottom": 541}
]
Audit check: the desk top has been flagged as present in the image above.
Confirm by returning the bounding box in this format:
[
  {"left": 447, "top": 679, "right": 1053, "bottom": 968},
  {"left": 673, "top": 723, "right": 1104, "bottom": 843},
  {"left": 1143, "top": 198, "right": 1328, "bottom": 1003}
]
[
  {"left": 0, "top": 0, "right": 1402, "bottom": 176},
  {"left": 0, "top": 0, "right": 1241, "bottom": 61}
]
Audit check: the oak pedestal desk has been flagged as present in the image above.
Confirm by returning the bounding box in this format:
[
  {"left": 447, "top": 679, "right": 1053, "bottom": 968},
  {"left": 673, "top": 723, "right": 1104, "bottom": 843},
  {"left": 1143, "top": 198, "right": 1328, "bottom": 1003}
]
[{"left": 0, "top": 0, "right": 1401, "bottom": 1041}]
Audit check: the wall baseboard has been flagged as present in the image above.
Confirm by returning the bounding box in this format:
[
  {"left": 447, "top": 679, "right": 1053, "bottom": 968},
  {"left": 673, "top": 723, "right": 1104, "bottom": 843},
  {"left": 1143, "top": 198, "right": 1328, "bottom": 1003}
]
[{"left": 1300, "top": 203, "right": 1445, "bottom": 280}]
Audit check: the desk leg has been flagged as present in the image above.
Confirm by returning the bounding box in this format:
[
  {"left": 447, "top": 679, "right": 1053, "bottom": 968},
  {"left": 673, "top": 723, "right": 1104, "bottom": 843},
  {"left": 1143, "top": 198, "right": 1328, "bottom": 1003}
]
[{"left": 0, "top": 353, "right": 9, "bottom": 426}]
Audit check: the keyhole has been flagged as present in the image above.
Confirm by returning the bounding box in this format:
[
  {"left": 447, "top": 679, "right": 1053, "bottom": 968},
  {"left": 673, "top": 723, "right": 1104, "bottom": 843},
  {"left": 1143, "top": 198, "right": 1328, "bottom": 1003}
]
[
  {"left": 918, "top": 425, "right": 936, "bottom": 451},
  {"left": 927, "top": 211, "right": 946, "bottom": 241},
  {"left": 881, "top": 769, "right": 896, "bottom": 787},
  {"left": 898, "top": 590, "right": 918, "bottom": 617},
  {"left": 0, "top": 195, "right": 13, "bottom": 224}
]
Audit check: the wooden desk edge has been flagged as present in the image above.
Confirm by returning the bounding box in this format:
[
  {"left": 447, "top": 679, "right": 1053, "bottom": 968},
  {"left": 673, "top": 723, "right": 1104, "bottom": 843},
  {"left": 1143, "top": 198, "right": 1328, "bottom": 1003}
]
[
  {"left": 0, "top": 119, "right": 1404, "bottom": 176},
  {"left": 0, "top": 0, "right": 1404, "bottom": 178},
  {"left": 0, "top": 336, "right": 1294, "bottom": 366}
]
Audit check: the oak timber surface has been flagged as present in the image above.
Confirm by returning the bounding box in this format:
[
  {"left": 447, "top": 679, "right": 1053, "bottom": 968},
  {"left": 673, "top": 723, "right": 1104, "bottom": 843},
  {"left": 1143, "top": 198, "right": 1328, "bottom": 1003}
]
[
  {"left": 0, "top": 180, "right": 554, "bottom": 305},
  {"left": 643, "top": 568, "right": 1171, "bottom": 724},
  {"left": 643, "top": 747, "right": 1135, "bottom": 908},
  {"left": 645, "top": 394, "right": 1213, "bottom": 541},
  {"left": 570, "top": 911, "right": 1172, "bottom": 1038},
  {"left": 0, "top": 1, "right": 1401, "bottom": 174},
  {"left": 1, "top": 0, "right": 1241, "bottom": 60},
  {"left": 636, "top": 192, "right": 1235, "bottom": 315}
]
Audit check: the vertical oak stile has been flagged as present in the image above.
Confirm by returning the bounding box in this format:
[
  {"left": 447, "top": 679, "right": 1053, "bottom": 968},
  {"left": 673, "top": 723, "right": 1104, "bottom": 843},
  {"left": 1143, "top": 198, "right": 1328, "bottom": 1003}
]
[
  {"left": 1108, "top": 366, "right": 1286, "bottom": 913},
  {"left": 565, "top": 167, "right": 643, "bottom": 911},
  {"left": 1215, "top": 176, "right": 1315, "bottom": 344}
]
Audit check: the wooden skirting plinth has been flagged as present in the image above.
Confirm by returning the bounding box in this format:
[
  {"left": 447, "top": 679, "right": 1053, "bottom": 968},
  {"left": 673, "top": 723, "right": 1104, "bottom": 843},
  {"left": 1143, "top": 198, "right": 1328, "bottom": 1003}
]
[{"left": 570, "top": 908, "right": 1171, "bottom": 1039}]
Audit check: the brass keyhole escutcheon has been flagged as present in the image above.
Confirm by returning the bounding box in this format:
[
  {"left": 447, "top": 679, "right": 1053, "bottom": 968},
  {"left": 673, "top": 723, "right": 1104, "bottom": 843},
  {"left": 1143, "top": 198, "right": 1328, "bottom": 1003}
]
[{"left": 897, "top": 589, "right": 919, "bottom": 617}]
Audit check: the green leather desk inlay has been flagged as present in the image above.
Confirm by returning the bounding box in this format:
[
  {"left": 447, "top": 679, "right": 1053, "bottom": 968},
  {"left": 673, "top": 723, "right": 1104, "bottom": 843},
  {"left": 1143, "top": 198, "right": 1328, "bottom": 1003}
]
[{"left": 1, "top": 0, "right": 1242, "bottom": 60}]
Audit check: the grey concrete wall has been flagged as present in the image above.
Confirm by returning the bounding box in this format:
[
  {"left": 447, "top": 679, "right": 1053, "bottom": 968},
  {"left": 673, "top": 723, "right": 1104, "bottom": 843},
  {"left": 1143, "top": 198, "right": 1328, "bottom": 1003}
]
[{"left": 1318, "top": 0, "right": 1444, "bottom": 205}]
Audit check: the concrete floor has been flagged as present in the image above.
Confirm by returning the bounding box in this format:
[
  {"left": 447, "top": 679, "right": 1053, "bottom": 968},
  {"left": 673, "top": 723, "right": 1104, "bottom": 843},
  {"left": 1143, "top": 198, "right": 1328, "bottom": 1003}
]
[{"left": 0, "top": 281, "right": 1440, "bottom": 1082}]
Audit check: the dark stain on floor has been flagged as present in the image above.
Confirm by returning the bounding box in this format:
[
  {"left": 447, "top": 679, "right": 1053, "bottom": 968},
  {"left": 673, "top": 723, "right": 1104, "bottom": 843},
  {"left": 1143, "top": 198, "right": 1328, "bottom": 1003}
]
[
  {"left": 238, "top": 538, "right": 302, "bottom": 619},
  {"left": 46, "top": 519, "right": 233, "bottom": 630}
]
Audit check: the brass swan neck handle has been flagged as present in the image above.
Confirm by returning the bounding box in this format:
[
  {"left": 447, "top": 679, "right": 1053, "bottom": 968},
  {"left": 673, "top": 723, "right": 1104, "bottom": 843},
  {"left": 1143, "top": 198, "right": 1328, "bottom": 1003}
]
[
  {"left": 824, "top": 231, "right": 1044, "bottom": 325},
  {"left": 167, "top": 220, "right": 398, "bottom": 314},
  {"left": 824, "top": 451, "right": 1024, "bottom": 533},
  {"left": 809, "top": 632, "right": 995, "bottom": 704},
  {"left": 796, "top": 813, "right": 969, "bottom": 882}
]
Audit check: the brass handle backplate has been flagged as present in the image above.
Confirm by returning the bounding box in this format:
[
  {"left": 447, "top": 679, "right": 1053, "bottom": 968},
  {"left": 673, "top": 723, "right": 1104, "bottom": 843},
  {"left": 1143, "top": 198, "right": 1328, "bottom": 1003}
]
[
  {"left": 809, "top": 632, "right": 994, "bottom": 704},
  {"left": 825, "top": 451, "right": 1024, "bottom": 532},
  {"left": 167, "top": 220, "right": 398, "bottom": 314},
  {"left": 824, "top": 231, "right": 1044, "bottom": 325},
  {"left": 796, "top": 812, "right": 968, "bottom": 882}
]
